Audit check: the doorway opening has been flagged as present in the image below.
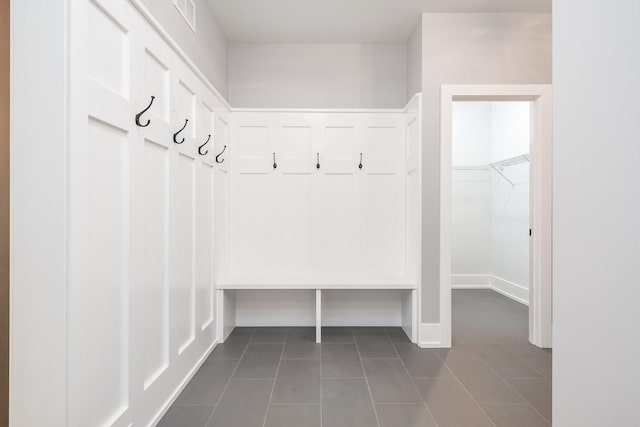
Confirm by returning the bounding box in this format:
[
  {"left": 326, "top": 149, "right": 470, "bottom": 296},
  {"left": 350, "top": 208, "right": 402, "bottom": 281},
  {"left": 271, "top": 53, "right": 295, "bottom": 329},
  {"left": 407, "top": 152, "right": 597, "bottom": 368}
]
[
  {"left": 439, "top": 85, "right": 552, "bottom": 349},
  {"left": 452, "top": 100, "right": 531, "bottom": 302},
  {"left": 450, "top": 100, "right": 533, "bottom": 344}
]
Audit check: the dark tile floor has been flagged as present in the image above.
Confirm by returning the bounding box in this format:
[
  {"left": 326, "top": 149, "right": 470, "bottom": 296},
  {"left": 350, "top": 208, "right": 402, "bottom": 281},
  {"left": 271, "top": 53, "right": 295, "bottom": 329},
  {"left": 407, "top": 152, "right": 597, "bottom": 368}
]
[{"left": 159, "top": 290, "right": 552, "bottom": 427}]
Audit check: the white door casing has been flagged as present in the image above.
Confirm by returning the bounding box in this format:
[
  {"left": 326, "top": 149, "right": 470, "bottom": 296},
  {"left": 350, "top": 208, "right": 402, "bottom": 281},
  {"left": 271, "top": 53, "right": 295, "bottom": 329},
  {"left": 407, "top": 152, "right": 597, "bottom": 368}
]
[{"left": 440, "top": 84, "right": 553, "bottom": 349}]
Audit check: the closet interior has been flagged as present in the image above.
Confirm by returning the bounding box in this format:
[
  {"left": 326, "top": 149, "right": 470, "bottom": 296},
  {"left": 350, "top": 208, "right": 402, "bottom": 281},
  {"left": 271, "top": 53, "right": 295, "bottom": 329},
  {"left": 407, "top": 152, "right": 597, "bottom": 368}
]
[{"left": 451, "top": 101, "right": 532, "bottom": 305}]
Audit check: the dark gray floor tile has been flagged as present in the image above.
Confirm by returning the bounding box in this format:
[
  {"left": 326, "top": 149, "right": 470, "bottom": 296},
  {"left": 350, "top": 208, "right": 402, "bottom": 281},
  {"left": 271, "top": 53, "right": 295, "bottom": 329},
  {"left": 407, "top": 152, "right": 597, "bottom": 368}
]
[
  {"left": 480, "top": 349, "right": 543, "bottom": 379},
  {"left": 321, "top": 327, "right": 355, "bottom": 343},
  {"left": 434, "top": 340, "right": 501, "bottom": 362},
  {"left": 210, "top": 335, "right": 251, "bottom": 360},
  {"left": 265, "top": 405, "right": 321, "bottom": 427},
  {"left": 494, "top": 336, "right": 552, "bottom": 361},
  {"left": 353, "top": 327, "right": 388, "bottom": 336},
  {"left": 228, "top": 327, "right": 256, "bottom": 338},
  {"left": 445, "top": 358, "right": 523, "bottom": 404},
  {"left": 283, "top": 341, "right": 321, "bottom": 359},
  {"left": 507, "top": 378, "right": 552, "bottom": 422},
  {"left": 385, "top": 327, "right": 412, "bottom": 343},
  {"left": 482, "top": 403, "right": 551, "bottom": 427},
  {"left": 206, "top": 379, "right": 273, "bottom": 427},
  {"left": 287, "top": 327, "right": 316, "bottom": 343},
  {"left": 272, "top": 359, "right": 321, "bottom": 404},
  {"left": 414, "top": 377, "right": 493, "bottom": 427},
  {"left": 233, "top": 343, "right": 283, "bottom": 378},
  {"left": 362, "top": 358, "right": 422, "bottom": 403},
  {"left": 322, "top": 378, "right": 378, "bottom": 427},
  {"left": 158, "top": 405, "right": 213, "bottom": 427},
  {"left": 376, "top": 403, "right": 437, "bottom": 427},
  {"left": 175, "top": 359, "right": 238, "bottom": 405},
  {"left": 394, "top": 344, "right": 452, "bottom": 378},
  {"left": 356, "top": 335, "right": 398, "bottom": 358},
  {"left": 524, "top": 354, "right": 553, "bottom": 380},
  {"left": 321, "top": 344, "right": 363, "bottom": 378},
  {"left": 251, "top": 327, "right": 288, "bottom": 343}
]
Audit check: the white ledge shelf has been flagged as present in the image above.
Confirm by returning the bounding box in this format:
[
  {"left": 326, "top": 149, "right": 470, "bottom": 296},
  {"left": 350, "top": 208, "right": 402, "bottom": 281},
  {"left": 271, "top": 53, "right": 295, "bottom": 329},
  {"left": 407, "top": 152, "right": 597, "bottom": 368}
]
[{"left": 217, "top": 277, "right": 416, "bottom": 290}]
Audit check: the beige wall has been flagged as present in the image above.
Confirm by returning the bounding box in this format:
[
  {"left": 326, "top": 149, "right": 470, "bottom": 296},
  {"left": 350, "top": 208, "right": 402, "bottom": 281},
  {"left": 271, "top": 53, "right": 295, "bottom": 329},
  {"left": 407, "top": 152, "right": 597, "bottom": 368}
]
[
  {"left": 228, "top": 43, "right": 408, "bottom": 108},
  {"left": 406, "top": 20, "right": 422, "bottom": 100},
  {"left": 418, "top": 13, "right": 552, "bottom": 322},
  {"left": 0, "top": 0, "right": 8, "bottom": 424}
]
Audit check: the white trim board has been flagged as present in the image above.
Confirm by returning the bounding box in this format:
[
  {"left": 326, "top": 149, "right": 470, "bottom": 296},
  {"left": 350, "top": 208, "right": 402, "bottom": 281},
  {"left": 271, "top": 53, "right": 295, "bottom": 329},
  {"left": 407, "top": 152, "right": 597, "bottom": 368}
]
[
  {"left": 451, "top": 274, "right": 530, "bottom": 305},
  {"left": 440, "top": 84, "right": 553, "bottom": 349},
  {"left": 149, "top": 340, "right": 218, "bottom": 427},
  {"left": 418, "top": 323, "right": 445, "bottom": 348}
]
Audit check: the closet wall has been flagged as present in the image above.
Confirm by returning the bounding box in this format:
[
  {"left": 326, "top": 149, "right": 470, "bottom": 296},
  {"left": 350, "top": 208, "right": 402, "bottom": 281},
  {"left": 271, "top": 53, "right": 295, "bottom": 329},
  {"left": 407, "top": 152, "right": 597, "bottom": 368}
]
[{"left": 452, "top": 102, "right": 530, "bottom": 303}]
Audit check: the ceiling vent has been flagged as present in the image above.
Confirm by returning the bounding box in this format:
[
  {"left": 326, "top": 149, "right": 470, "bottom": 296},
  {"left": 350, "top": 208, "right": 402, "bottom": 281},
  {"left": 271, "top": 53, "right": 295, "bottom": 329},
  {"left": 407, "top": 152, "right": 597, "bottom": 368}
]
[{"left": 174, "top": 0, "right": 196, "bottom": 32}]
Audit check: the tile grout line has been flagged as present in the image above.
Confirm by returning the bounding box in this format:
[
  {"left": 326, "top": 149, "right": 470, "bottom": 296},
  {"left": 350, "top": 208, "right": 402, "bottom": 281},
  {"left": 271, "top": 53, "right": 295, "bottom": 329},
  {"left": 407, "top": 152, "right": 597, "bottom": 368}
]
[
  {"left": 386, "top": 331, "right": 440, "bottom": 427},
  {"left": 261, "top": 329, "right": 289, "bottom": 427},
  {"left": 203, "top": 327, "right": 258, "bottom": 427},
  {"left": 474, "top": 356, "right": 552, "bottom": 425},
  {"left": 432, "top": 349, "right": 499, "bottom": 427},
  {"left": 353, "top": 330, "right": 382, "bottom": 427}
]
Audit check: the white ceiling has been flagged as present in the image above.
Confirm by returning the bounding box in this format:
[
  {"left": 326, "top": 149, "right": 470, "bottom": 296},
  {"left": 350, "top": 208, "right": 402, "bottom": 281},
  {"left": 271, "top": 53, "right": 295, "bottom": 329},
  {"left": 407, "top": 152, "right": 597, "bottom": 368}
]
[{"left": 206, "top": 0, "right": 552, "bottom": 43}]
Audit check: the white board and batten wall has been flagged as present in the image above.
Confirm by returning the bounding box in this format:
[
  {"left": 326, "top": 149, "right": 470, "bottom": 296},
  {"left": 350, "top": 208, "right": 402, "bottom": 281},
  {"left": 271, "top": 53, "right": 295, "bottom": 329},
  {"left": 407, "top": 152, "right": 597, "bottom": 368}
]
[
  {"left": 218, "top": 96, "right": 422, "bottom": 341},
  {"left": 15, "top": 0, "right": 231, "bottom": 426}
]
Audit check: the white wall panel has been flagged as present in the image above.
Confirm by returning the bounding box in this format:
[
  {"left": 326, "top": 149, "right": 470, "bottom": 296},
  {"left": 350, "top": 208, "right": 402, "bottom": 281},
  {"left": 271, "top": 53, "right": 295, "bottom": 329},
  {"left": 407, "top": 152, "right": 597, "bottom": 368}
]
[
  {"left": 88, "top": 1, "right": 129, "bottom": 97},
  {"left": 176, "top": 79, "right": 197, "bottom": 139},
  {"left": 230, "top": 112, "right": 407, "bottom": 283},
  {"left": 310, "top": 174, "right": 353, "bottom": 272},
  {"left": 231, "top": 174, "right": 269, "bottom": 275},
  {"left": 140, "top": 139, "right": 170, "bottom": 389},
  {"left": 24, "top": 0, "right": 227, "bottom": 426},
  {"left": 171, "top": 153, "right": 196, "bottom": 354},
  {"left": 196, "top": 162, "right": 214, "bottom": 331},
  {"left": 143, "top": 49, "right": 171, "bottom": 122},
  {"left": 363, "top": 174, "right": 404, "bottom": 276},
  {"left": 80, "top": 118, "right": 129, "bottom": 427},
  {"left": 269, "top": 174, "right": 311, "bottom": 273}
]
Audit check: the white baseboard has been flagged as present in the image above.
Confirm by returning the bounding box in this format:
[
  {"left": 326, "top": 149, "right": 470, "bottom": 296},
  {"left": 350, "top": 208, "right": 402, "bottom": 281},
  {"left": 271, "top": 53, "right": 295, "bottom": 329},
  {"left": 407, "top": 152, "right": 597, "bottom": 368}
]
[
  {"left": 491, "top": 276, "right": 529, "bottom": 306},
  {"left": 452, "top": 274, "right": 529, "bottom": 305},
  {"left": 150, "top": 339, "right": 218, "bottom": 426},
  {"left": 418, "top": 323, "right": 447, "bottom": 348},
  {"left": 451, "top": 274, "right": 492, "bottom": 288}
]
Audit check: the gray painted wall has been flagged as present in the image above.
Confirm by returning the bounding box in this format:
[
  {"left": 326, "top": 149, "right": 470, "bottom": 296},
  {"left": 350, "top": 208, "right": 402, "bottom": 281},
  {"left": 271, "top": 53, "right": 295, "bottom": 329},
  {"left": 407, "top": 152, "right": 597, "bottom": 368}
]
[
  {"left": 228, "top": 43, "right": 407, "bottom": 108},
  {"left": 406, "top": 20, "right": 422, "bottom": 100},
  {"left": 140, "top": 0, "right": 228, "bottom": 98},
  {"left": 553, "top": 0, "right": 640, "bottom": 424},
  {"left": 418, "top": 13, "right": 552, "bottom": 322}
]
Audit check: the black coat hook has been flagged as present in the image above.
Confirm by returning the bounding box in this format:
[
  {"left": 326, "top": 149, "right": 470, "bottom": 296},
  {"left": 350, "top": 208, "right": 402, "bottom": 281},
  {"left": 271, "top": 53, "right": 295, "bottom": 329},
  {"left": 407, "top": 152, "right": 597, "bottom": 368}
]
[
  {"left": 135, "top": 95, "right": 155, "bottom": 127},
  {"left": 173, "top": 119, "right": 188, "bottom": 144},
  {"left": 316, "top": 153, "right": 320, "bottom": 169},
  {"left": 358, "top": 153, "right": 363, "bottom": 169},
  {"left": 273, "top": 153, "right": 278, "bottom": 169},
  {"left": 215, "top": 145, "right": 227, "bottom": 164},
  {"left": 198, "top": 134, "right": 211, "bottom": 155}
]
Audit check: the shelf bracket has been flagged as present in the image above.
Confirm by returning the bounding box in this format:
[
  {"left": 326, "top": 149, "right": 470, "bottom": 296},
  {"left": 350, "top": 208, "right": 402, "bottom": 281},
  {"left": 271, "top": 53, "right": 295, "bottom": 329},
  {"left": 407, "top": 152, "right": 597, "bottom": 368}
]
[{"left": 490, "top": 164, "right": 515, "bottom": 187}]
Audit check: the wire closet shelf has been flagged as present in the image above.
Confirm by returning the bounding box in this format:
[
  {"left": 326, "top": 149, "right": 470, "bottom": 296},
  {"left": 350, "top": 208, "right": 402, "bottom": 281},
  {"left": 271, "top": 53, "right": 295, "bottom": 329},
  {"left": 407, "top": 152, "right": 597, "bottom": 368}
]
[{"left": 453, "top": 154, "right": 530, "bottom": 187}]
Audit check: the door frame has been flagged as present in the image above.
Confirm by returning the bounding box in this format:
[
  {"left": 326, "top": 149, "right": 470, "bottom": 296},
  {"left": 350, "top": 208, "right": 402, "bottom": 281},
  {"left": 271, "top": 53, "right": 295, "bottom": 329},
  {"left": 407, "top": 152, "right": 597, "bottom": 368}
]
[{"left": 440, "top": 84, "right": 553, "bottom": 348}]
